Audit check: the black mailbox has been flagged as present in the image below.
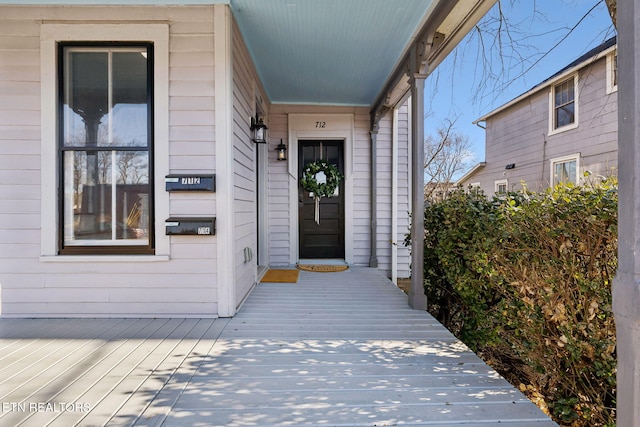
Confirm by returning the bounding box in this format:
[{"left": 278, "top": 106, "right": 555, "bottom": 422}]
[
  {"left": 165, "top": 174, "right": 215, "bottom": 192},
  {"left": 165, "top": 217, "right": 216, "bottom": 236}
]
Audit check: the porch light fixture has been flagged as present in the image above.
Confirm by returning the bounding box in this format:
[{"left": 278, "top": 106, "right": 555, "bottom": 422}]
[
  {"left": 250, "top": 114, "right": 268, "bottom": 143},
  {"left": 275, "top": 139, "right": 287, "bottom": 161}
]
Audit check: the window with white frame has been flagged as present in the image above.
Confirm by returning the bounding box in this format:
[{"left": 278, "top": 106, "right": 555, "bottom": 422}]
[
  {"left": 59, "top": 43, "right": 154, "bottom": 255},
  {"left": 551, "top": 76, "right": 578, "bottom": 132},
  {"left": 495, "top": 179, "right": 508, "bottom": 195},
  {"left": 550, "top": 154, "right": 580, "bottom": 186},
  {"left": 606, "top": 50, "right": 618, "bottom": 94}
]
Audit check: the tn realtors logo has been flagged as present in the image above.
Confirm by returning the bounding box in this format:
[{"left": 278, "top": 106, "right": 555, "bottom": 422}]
[{"left": 2, "top": 401, "right": 91, "bottom": 413}]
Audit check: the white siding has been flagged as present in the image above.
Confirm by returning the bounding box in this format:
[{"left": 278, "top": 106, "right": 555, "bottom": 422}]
[
  {"left": 266, "top": 111, "right": 291, "bottom": 266},
  {"left": 395, "top": 103, "right": 412, "bottom": 279},
  {"left": 0, "top": 6, "right": 219, "bottom": 317},
  {"left": 231, "top": 18, "right": 267, "bottom": 306},
  {"left": 374, "top": 103, "right": 412, "bottom": 278},
  {"left": 353, "top": 112, "right": 372, "bottom": 265}
]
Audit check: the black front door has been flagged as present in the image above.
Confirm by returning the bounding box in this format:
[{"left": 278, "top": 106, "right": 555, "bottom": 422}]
[{"left": 298, "top": 140, "right": 345, "bottom": 259}]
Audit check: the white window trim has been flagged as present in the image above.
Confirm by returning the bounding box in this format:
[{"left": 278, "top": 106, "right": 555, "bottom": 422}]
[
  {"left": 40, "top": 23, "right": 170, "bottom": 259},
  {"left": 606, "top": 50, "right": 618, "bottom": 94},
  {"left": 550, "top": 153, "right": 581, "bottom": 187},
  {"left": 494, "top": 179, "right": 508, "bottom": 194},
  {"left": 548, "top": 74, "right": 579, "bottom": 136}
]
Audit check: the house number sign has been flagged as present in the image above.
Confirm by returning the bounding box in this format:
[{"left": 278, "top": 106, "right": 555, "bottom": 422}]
[
  {"left": 165, "top": 174, "right": 215, "bottom": 192},
  {"left": 315, "top": 121, "right": 327, "bottom": 128},
  {"left": 165, "top": 217, "right": 216, "bottom": 236}
]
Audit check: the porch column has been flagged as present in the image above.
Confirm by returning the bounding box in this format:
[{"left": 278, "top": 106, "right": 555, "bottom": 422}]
[
  {"left": 409, "top": 70, "right": 428, "bottom": 310},
  {"left": 614, "top": 1, "right": 640, "bottom": 425}
]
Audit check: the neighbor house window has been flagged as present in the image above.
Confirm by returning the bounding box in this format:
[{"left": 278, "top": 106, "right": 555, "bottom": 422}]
[
  {"left": 59, "top": 44, "right": 154, "bottom": 254},
  {"left": 551, "top": 76, "right": 578, "bottom": 132},
  {"left": 550, "top": 154, "right": 580, "bottom": 186},
  {"left": 495, "top": 179, "right": 508, "bottom": 195},
  {"left": 606, "top": 50, "right": 618, "bottom": 94}
]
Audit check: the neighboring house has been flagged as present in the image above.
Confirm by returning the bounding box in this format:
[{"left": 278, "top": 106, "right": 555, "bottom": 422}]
[
  {"left": 0, "top": 1, "right": 496, "bottom": 317},
  {"left": 458, "top": 36, "right": 618, "bottom": 194},
  {"left": 424, "top": 182, "right": 454, "bottom": 202}
]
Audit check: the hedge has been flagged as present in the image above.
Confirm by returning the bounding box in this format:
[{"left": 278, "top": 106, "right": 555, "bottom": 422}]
[{"left": 415, "top": 178, "right": 617, "bottom": 426}]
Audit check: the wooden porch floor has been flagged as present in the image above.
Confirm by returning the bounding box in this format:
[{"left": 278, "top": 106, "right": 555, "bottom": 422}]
[{"left": 0, "top": 268, "right": 557, "bottom": 426}]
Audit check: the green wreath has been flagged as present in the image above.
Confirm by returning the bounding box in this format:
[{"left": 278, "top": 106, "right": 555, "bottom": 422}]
[{"left": 301, "top": 160, "right": 343, "bottom": 198}]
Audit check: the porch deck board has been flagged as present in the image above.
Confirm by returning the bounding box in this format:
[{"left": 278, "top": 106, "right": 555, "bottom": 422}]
[{"left": 0, "top": 268, "right": 557, "bottom": 426}]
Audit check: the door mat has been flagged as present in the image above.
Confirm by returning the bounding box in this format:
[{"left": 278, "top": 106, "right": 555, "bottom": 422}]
[
  {"left": 296, "top": 264, "right": 349, "bottom": 273},
  {"left": 260, "top": 269, "right": 300, "bottom": 283}
]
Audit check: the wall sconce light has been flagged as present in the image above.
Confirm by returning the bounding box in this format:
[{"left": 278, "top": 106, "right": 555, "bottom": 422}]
[
  {"left": 250, "top": 114, "right": 268, "bottom": 143},
  {"left": 275, "top": 139, "right": 287, "bottom": 161}
]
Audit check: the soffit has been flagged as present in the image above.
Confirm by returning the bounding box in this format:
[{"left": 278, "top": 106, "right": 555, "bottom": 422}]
[{"left": 230, "top": 0, "right": 436, "bottom": 106}]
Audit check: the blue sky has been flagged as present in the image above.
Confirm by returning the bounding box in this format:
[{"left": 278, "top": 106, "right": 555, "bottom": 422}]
[{"left": 424, "top": 0, "right": 616, "bottom": 175}]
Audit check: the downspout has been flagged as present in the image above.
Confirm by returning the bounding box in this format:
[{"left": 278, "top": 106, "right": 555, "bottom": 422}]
[
  {"left": 369, "top": 114, "right": 380, "bottom": 268},
  {"left": 391, "top": 107, "right": 399, "bottom": 284}
]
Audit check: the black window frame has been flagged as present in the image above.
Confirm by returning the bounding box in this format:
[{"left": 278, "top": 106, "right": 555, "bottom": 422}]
[{"left": 57, "top": 41, "right": 155, "bottom": 255}]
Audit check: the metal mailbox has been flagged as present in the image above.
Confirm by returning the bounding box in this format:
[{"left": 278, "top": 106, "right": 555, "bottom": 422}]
[
  {"left": 165, "top": 217, "right": 216, "bottom": 236},
  {"left": 165, "top": 174, "right": 215, "bottom": 192}
]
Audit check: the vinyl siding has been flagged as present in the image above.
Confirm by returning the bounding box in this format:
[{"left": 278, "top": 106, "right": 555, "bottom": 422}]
[
  {"left": 376, "top": 114, "right": 394, "bottom": 273},
  {"left": 231, "top": 17, "right": 265, "bottom": 305},
  {"left": 0, "top": 6, "right": 219, "bottom": 317},
  {"left": 373, "top": 102, "right": 412, "bottom": 278},
  {"left": 395, "top": 103, "right": 412, "bottom": 279},
  {"left": 353, "top": 112, "right": 372, "bottom": 265},
  {"left": 265, "top": 111, "right": 290, "bottom": 265}
]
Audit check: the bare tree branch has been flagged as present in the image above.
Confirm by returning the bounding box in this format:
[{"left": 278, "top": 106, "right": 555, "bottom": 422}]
[{"left": 424, "top": 119, "right": 473, "bottom": 201}]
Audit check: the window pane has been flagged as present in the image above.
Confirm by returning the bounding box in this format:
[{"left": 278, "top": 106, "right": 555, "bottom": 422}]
[
  {"left": 63, "top": 150, "right": 150, "bottom": 244},
  {"left": 553, "top": 160, "right": 577, "bottom": 185},
  {"left": 567, "top": 82, "right": 574, "bottom": 100},
  {"left": 555, "top": 85, "right": 563, "bottom": 106},
  {"left": 64, "top": 151, "right": 113, "bottom": 242},
  {"left": 111, "top": 51, "right": 148, "bottom": 147},
  {"left": 115, "top": 152, "right": 150, "bottom": 241},
  {"left": 63, "top": 51, "right": 109, "bottom": 147},
  {"left": 556, "top": 103, "right": 575, "bottom": 127}
]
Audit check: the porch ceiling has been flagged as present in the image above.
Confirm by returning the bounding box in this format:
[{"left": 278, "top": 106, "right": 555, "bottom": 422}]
[{"left": 230, "top": 0, "right": 436, "bottom": 106}]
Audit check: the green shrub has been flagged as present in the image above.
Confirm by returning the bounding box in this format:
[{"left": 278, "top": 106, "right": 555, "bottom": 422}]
[{"left": 417, "top": 178, "right": 617, "bottom": 426}]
